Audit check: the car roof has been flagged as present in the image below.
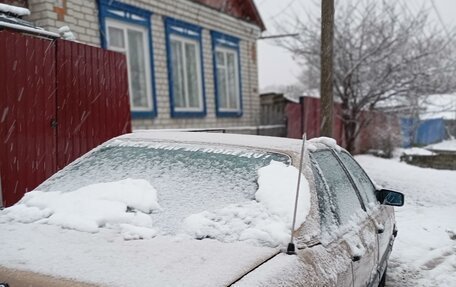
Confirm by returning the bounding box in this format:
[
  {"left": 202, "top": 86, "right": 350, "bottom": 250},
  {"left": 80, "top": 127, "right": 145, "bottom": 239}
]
[
  {"left": 113, "top": 131, "right": 341, "bottom": 157},
  {"left": 116, "top": 131, "right": 303, "bottom": 154}
]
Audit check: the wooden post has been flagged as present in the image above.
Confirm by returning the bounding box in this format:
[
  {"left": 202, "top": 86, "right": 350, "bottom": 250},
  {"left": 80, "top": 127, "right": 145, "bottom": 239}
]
[{"left": 320, "top": 0, "right": 334, "bottom": 137}]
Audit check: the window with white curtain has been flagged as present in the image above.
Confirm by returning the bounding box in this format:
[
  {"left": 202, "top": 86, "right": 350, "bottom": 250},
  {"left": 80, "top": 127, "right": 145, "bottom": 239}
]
[
  {"left": 215, "top": 47, "right": 240, "bottom": 111},
  {"left": 170, "top": 35, "right": 203, "bottom": 111},
  {"left": 165, "top": 18, "right": 206, "bottom": 117},
  {"left": 211, "top": 31, "right": 242, "bottom": 117},
  {"left": 106, "top": 19, "right": 153, "bottom": 112}
]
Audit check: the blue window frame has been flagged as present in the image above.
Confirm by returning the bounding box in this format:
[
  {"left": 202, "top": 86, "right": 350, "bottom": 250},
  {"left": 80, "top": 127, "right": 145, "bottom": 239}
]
[
  {"left": 211, "top": 31, "right": 243, "bottom": 117},
  {"left": 98, "top": 0, "right": 157, "bottom": 119},
  {"left": 165, "top": 17, "right": 206, "bottom": 118}
]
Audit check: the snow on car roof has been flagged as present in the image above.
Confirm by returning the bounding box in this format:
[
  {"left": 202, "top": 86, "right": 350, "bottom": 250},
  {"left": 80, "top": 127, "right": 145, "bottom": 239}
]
[
  {"left": 124, "top": 130, "right": 302, "bottom": 151},
  {"left": 115, "top": 131, "right": 342, "bottom": 156}
]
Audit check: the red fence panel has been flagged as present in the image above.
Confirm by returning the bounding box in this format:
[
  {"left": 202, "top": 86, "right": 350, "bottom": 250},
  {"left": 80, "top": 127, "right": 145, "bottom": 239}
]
[
  {"left": 0, "top": 31, "right": 57, "bottom": 206},
  {"left": 286, "top": 96, "right": 399, "bottom": 153},
  {"left": 286, "top": 103, "right": 302, "bottom": 139},
  {"left": 356, "top": 110, "right": 401, "bottom": 154},
  {"left": 286, "top": 97, "right": 343, "bottom": 144},
  {"left": 0, "top": 31, "right": 131, "bottom": 207},
  {"left": 55, "top": 40, "right": 131, "bottom": 169}
]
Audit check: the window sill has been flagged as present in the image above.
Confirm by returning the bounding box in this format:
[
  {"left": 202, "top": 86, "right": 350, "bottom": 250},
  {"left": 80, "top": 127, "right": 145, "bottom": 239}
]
[
  {"left": 216, "top": 110, "right": 243, "bottom": 117},
  {"left": 171, "top": 110, "right": 207, "bottom": 118},
  {"left": 132, "top": 110, "right": 157, "bottom": 119}
]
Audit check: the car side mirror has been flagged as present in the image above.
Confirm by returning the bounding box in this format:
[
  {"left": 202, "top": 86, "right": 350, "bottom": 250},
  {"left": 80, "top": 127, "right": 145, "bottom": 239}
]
[{"left": 376, "top": 189, "right": 404, "bottom": 207}]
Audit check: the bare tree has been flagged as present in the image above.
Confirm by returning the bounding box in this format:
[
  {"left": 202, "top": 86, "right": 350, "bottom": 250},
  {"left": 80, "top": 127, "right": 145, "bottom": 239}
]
[{"left": 278, "top": 0, "right": 456, "bottom": 152}]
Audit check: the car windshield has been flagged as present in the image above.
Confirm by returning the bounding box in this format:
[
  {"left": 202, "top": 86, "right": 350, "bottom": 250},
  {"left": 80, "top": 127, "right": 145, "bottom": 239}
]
[{"left": 38, "top": 140, "right": 291, "bottom": 234}]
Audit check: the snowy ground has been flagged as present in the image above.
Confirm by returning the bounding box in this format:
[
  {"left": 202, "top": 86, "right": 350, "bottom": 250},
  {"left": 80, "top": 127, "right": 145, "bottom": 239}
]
[{"left": 356, "top": 155, "right": 456, "bottom": 287}]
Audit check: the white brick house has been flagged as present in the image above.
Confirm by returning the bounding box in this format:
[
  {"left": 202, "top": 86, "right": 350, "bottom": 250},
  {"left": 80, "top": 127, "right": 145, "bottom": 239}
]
[{"left": 17, "top": 0, "right": 265, "bottom": 131}]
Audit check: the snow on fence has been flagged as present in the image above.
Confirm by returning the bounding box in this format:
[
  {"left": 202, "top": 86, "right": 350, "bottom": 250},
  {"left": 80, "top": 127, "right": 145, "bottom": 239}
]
[
  {"left": 400, "top": 154, "right": 456, "bottom": 170},
  {"left": 0, "top": 30, "right": 131, "bottom": 207}
]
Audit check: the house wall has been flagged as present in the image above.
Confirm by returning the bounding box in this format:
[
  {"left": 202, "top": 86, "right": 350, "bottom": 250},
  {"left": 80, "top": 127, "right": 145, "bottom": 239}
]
[
  {"left": 26, "top": 0, "right": 261, "bottom": 131},
  {"left": 26, "top": 1, "right": 101, "bottom": 45}
]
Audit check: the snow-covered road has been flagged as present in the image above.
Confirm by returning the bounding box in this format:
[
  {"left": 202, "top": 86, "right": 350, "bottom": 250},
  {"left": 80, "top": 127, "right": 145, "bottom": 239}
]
[{"left": 356, "top": 155, "right": 456, "bottom": 287}]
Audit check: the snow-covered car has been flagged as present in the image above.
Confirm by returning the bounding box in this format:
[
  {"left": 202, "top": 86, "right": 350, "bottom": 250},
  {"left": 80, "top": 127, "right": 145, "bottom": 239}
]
[{"left": 0, "top": 131, "right": 403, "bottom": 287}]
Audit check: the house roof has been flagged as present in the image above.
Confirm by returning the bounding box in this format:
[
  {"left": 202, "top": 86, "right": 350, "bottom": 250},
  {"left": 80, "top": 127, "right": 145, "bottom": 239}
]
[{"left": 191, "top": 0, "right": 266, "bottom": 31}]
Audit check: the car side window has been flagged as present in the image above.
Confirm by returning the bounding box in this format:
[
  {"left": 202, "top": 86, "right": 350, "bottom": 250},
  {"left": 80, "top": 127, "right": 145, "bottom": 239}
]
[
  {"left": 311, "top": 150, "right": 363, "bottom": 226},
  {"left": 310, "top": 156, "right": 339, "bottom": 231},
  {"left": 338, "top": 152, "right": 378, "bottom": 206}
]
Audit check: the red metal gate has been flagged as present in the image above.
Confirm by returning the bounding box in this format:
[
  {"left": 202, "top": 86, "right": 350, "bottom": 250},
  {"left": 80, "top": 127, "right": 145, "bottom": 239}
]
[
  {"left": 56, "top": 40, "right": 131, "bottom": 169},
  {"left": 0, "top": 31, "right": 57, "bottom": 206},
  {"left": 0, "top": 30, "right": 131, "bottom": 207}
]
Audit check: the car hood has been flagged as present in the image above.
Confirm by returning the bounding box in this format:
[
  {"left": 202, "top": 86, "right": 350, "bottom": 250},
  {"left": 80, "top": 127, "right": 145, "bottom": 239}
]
[{"left": 0, "top": 222, "right": 279, "bottom": 287}]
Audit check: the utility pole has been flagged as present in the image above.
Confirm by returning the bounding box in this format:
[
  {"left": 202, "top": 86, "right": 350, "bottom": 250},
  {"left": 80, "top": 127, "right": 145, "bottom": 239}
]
[{"left": 320, "top": 0, "right": 334, "bottom": 137}]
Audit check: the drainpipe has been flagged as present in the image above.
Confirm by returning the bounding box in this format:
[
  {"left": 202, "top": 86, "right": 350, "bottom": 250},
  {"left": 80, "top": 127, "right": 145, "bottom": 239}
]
[
  {"left": 0, "top": 172, "right": 3, "bottom": 209},
  {"left": 300, "top": 96, "right": 304, "bottom": 136}
]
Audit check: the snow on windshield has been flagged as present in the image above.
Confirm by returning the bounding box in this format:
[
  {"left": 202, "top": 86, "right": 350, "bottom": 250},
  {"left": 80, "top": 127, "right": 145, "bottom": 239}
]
[
  {"left": 2, "top": 179, "right": 160, "bottom": 239},
  {"left": 2, "top": 141, "right": 313, "bottom": 247}
]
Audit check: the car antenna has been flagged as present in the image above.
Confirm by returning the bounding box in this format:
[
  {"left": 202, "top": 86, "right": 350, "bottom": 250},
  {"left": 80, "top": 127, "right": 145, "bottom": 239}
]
[{"left": 287, "top": 133, "right": 307, "bottom": 255}]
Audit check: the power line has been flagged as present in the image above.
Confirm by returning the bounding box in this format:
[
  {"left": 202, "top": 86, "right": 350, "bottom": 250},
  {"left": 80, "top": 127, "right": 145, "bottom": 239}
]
[
  {"left": 257, "top": 0, "right": 269, "bottom": 6},
  {"left": 430, "top": 0, "right": 451, "bottom": 38},
  {"left": 258, "top": 33, "right": 299, "bottom": 40},
  {"left": 265, "top": 0, "right": 298, "bottom": 22}
]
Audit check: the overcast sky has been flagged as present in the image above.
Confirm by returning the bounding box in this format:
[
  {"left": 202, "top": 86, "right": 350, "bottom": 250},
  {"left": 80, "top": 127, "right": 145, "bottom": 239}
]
[{"left": 253, "top": 0, "right": 456, "bottom": 91}]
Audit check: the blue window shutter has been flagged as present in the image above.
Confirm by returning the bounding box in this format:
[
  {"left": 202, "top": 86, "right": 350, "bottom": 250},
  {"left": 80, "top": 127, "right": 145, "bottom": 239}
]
[{"left": 97, "top": 0, "right": 158, "bottom": 119}]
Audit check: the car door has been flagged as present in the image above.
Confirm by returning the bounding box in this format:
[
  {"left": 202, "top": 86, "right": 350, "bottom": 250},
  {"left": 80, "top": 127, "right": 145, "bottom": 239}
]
[
  {"left": 310, "top": 149, "right": 377, "bottom": 287},
  {"left": 337, "top": 151, "right": 395, "bottom": 283},
  {"left": 309, "top": 154, "right": 354, "bottom": 287}
]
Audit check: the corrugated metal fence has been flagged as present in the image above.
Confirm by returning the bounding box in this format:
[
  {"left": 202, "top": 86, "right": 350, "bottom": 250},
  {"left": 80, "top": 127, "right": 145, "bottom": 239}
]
[
  {"left": 286, "top": 97, "right": 344, "bottom": 144},
  {"left": 0, "top": 30, "right": 131, "bottom": 207},
  {"left": 286, "top": 96, "right": 401, "bottom": 153},
  {"left": 400, "top": 118, "right": 446, "bottom": 147}
]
